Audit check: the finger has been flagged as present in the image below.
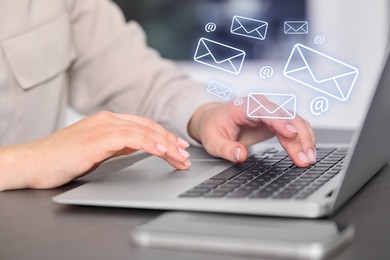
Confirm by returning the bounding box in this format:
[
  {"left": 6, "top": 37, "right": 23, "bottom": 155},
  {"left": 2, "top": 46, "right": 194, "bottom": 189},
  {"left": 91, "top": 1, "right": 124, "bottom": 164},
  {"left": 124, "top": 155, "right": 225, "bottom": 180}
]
[
  {"left": 111, "top": 140, "right": 191, "bottom": 170},
  {"left": 263, "top": 119, "right": 299, "bottom": 139},
  {"left": 98, "top": 112, "right": 189, "bottom": 161},
  {"left": 109, "top": 112, "right": 189, "bottom": 148},
  {"left": 102, "top": 124, "right": 188, "bottom": 169},
  {"left": 127, "top": 124, "right": 190, "bottom": 163},
  {"left": 292, "top": 117, "right": 316, "bottom": 163},
  {"left": 276, "top": 120, "right": 316, "bottom": 167},
  {"left": 277, "top": 136, "right": 310, "bottom": 167},
  {"left": 164, "top": 156, "right": 192, "bottom": 170},
  {"left": 131, "top": 129, "right": 189, "bottom": 164},
  {"left": 203, "top": 130, "right": 248, "bottom": 163}
]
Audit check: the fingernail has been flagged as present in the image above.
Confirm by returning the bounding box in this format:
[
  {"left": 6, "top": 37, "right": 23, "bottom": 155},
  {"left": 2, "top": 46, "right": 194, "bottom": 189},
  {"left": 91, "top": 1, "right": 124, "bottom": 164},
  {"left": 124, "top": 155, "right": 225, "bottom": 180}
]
[
  {"left": 298, "top": 151, "right": 311, "bottom": 164},
  {"left": 178, "top": 148, "right": 190, "bottom": 159},
  {"left": 307, "top": 148, "right": 317, "bottom": 163},
  {"left": 177, "top": 137, "right": 190, "bottom": 148},
  {"left": 183, "top": 160, "right": 192, "bottom": 167},
  {"left": 156, "top": 144, "right": 168, "bottom": 153},
  {"left": 286, "top": 124, "right": 298, "bottom": 133},
  {"left": 233, "top": 148, "right": 241, "bottom": 162}
]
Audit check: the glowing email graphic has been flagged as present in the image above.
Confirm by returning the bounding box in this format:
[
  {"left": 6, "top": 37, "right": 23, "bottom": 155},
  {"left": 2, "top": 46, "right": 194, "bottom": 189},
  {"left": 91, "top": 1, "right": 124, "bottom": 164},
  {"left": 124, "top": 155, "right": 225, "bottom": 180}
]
[
  {"left": 283, "top": 44, "right": 359, "bottom": 101},
  {"left": 230, "top": 15, "right": 268, "bottom": 40},
  {"left": 194, "top": 38, "right": 246, "bottom": 74},
  {"left": 207, "top": 80, "right": 232, "bottom": 101},
  {"left": 284, "top": 21, "right": 308, "bottom": 34},
  {"left": 247, "top": 93, "right": 296, "bottom": 120}
]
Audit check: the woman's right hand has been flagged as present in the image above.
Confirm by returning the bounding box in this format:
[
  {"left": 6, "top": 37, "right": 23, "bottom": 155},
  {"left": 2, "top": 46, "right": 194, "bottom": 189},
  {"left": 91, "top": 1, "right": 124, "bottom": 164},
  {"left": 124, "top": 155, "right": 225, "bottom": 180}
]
[{"left": 0, "top": 111, "right": 191, "bottom": 191}]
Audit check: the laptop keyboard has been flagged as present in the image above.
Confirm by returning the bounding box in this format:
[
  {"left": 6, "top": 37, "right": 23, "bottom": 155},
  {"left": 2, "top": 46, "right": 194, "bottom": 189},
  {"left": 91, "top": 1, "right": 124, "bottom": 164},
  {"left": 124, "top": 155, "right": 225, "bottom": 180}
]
[{"left": 179, "top": 148, "right": 348, "bottom": 200}]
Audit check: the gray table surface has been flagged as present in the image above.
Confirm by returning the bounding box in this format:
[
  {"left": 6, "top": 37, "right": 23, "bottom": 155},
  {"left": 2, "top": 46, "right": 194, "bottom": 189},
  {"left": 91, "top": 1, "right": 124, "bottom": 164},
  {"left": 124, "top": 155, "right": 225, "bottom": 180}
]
[{"left": 1, "top": 129, "right": 390, "bottom": 260}]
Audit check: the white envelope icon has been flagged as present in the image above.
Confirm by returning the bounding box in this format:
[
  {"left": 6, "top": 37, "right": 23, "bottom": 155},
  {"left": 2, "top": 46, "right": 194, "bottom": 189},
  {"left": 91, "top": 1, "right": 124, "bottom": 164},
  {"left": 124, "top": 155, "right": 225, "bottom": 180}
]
[
  {"left": 284, "top": 21, "right": 309, "bottom": 34},
  {"left": 194, "top": 38, "right": 246, "bottom": 74},
  {"left": 283, "top": 44, "right": 359, "bottom": 101},
  {"left": 207, "top": 80, "right": 232, "bottom": 101},
  {"left": 230, "top": 15, "right": 268, "bottom": 40},
  {"left": 247, "top": 93, "right": 296, "bottom": 119}
]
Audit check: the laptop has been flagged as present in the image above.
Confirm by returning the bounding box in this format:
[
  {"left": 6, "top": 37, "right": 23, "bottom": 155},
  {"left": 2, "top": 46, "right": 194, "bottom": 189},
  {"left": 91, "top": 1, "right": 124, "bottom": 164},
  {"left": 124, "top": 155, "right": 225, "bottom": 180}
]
[{"left": 53, "top": 46, "right": 390, "bottom": 218}]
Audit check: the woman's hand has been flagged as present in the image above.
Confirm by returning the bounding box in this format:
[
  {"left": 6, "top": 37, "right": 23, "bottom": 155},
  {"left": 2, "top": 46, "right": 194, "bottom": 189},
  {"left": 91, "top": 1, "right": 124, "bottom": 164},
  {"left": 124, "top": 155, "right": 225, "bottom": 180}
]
[
  {"left": 0, "top": 111, "right": 191, "bottom": 191},
  {"left": 188, "top": 99, "right": 316, "bottom": 167}
]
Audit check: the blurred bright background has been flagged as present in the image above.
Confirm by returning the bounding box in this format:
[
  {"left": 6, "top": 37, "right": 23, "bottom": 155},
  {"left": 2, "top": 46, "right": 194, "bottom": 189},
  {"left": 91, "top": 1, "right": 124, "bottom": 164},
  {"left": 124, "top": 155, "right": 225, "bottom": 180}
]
[{"left": 67, "top": 0, "right": 390, "bottom": 130}]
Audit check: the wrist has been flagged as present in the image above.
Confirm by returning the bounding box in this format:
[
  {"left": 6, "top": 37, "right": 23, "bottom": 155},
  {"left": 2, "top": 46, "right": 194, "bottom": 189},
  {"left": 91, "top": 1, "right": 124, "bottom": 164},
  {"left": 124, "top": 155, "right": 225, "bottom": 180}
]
[
  {"left": 188, "top": 102, "right": 220, "bottom": 143},
  {"left": 0, "top": 144, "right": 35, "bottom": 191}
]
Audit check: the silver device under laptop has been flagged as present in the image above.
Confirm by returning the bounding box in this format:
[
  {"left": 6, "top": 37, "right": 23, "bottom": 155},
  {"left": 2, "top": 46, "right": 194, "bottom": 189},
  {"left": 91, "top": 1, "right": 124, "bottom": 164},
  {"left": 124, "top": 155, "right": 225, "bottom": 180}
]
[{"left": 53, "top": 46, "right": 390, "bottom": 218}]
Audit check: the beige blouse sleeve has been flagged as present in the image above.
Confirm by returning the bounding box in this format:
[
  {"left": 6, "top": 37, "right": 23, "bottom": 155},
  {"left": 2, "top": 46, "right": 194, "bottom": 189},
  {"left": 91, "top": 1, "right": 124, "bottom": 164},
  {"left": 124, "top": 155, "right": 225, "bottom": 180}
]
[{"left": 66, "top": 0, "right": 215, "bottom": 144}]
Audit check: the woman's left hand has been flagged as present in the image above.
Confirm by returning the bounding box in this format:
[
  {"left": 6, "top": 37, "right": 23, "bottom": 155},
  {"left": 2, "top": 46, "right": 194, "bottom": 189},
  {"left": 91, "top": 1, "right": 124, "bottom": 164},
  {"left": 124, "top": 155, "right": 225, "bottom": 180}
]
[{"left": 188, "top": 99, "right": 317, "bottom": 167}]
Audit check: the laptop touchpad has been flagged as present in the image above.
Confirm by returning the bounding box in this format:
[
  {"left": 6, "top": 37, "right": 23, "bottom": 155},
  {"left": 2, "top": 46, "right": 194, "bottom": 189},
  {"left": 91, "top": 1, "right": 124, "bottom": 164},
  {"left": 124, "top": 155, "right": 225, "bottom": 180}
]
[{"left": 130, "top": 155, "right": 231, "bottom": 180}]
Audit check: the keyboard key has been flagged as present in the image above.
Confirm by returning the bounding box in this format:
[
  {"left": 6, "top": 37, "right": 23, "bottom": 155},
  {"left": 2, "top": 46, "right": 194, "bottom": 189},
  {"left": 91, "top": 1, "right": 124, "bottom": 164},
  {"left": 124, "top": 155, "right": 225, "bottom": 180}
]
[
  {"left": 275, "top": 163, "right": 293, "bottom": 169},
  {"left": 245, "top": 179, "right": 268, "bottom": 188},
  {"left": 179, "top": 191, "right": 204, "bottom": 198},
  {"left": 211, "top": 163, "right": 255, "bottom": 180},
  {"left": 287, "top": 189, "right": 303, "bottom": 194},
  {"left": 235, "top": 175, "right": 253, "bottom": 181},
  {"left": 287, "top": 167, "right": 308, "bottom": 174},
  {"left": 299, "top": 176, "right": 318, "bottom": 181},
  {"left": 322, "top": 173, "right": 337, "bottom": 178},
  {"left": 304, "top": 172, "right": 323, "bottom": 177},
  {"left": 321, "top": 159, "right": 341, "bottom": 164},
  {"left": 278, "top": 177, "right": 297, "bottom": 184},
  {"left": 328, "top": 169, "right": 341, "bottom": 175},
  {"left": 262, "top": 185, "right": 280, "bottom": 193},
  {"left": 274, "top": 193, "right": 294, "bottom": 199},
  {"left": 274, "top": 177, "right": 291, "bottom": 184},
  {"left": 204, "top": 191, "right": 227, "bottom": 198},
  {"left": 189, "top": 187, "right": 211, "bottom": 193},
  {"left": 249, "top": 168, "right": 264, "bottom": 175},
  {"left": 227, "top": 189, "right": 252, "bottom": 198},
  {"left": 294, "top": 180, "right": 311, "bottom": 186},
  {"left": 321, "top": 175, "right": 334, "bottom": 180},
  {"left": 329, "top": 154, "right": 345, "bottom": 159},
  {"left": 288, "top": 185, "right": 305, "bottom": 192},
  {"left": 317, "top": 148, "right": 336, "bottom": 152},
  {"left": 229, "top": 179, "right": 248, "bottom": 185},
  {"left": 279, "top": 188, "right": 299, "bottom": 194},
  {"left": 317, "top": 162, "right": 335, "bottom": 167},
  {"left": 213, "top": 187, "right": 235, "bottom": 193},
  {"left": 250, "top": 191, "right": 273, "bottom": 198},
  {"left": 241, "top": 172, "right": 256, "bottom": 177},
  {"left": 194, "top": 183, "right": 218, "bottom": 189},
  {"left": 240, "top": 185, "right": 258, "bottom": 191},
  {"left": 311, "top": 166, "right": 332, "bottom": 171},
  {"left": 247, "top": 155, "right": 268, "bottom": 162},
  {"left": 267, "top": 170, "right": 283, "bottom": 178},
  {"left": 221, "top": 183, "right": 242, "bottom": 188},
  {"left": 201, "top": 179, "right": 226, "bottom": 185}
]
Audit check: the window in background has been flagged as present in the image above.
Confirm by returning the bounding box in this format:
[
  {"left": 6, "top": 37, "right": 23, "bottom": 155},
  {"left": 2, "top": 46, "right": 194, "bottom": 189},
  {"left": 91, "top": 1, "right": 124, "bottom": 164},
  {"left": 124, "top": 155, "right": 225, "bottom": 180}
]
[{"left": 112, "top": 0, "right": 307, "bottom": 60}]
